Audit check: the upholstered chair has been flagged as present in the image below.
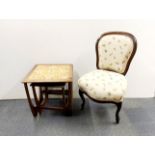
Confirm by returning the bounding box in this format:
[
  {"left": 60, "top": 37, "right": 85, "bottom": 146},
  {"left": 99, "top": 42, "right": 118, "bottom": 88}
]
[{"left": 78, "top": 32, "right": 137, "bottom": 124}]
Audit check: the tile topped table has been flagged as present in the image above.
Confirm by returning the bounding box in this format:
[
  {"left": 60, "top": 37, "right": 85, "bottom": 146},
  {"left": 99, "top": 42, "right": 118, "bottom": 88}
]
[{"left": 22, "top": 64, "right": 73, "bottom": 116}]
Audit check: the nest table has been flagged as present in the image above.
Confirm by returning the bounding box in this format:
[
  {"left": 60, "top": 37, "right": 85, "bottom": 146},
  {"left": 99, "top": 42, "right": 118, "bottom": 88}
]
[{"left": 22, "top": 64, "right": 73, "bottom": 116}]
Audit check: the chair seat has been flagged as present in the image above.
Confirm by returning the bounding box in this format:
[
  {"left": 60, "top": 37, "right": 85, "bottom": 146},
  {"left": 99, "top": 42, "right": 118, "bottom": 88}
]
[{"left": 78, "top": 70, "right": 127, "bottom": 102}]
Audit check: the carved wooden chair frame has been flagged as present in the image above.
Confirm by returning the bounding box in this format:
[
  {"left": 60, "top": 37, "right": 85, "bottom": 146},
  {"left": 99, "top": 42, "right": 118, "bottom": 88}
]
[{"left": 79, "top": 31, "right": 137, "bottom": 123}]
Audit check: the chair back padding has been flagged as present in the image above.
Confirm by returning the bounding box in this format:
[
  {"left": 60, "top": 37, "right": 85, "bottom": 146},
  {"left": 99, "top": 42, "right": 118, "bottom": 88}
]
[{"left": 96, "top": 32, "right": 137, "bottom": 75}]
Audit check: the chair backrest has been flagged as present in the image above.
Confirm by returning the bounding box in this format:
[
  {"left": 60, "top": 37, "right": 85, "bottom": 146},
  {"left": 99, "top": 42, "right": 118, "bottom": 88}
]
[{"left": 96, "top": 32, "right": 137, "bottom": 75}]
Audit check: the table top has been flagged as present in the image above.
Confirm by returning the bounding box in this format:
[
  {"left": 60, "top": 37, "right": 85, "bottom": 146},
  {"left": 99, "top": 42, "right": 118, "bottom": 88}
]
[{"left": 22, "top": 64, "right": 73, "bottom": 83}]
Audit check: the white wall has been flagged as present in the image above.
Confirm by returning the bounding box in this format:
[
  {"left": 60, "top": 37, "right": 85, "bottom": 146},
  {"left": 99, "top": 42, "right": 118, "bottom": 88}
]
[{"left": 0, "top": 20, "right": 155, "bottom": 99}]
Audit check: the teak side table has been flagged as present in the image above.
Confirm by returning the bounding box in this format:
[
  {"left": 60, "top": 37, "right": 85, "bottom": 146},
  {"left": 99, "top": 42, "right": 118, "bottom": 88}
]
[{"left": 22, "top": 64, "right": 73, "bottom": 117}]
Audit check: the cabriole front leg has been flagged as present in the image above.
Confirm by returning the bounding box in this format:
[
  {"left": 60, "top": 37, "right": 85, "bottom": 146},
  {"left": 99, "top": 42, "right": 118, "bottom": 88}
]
[
  {"left": 115, "top": 102, "right": 122, "bottom": 124},
  {"left": 79, "top": 89, "right": 85, "bottom": 110}
]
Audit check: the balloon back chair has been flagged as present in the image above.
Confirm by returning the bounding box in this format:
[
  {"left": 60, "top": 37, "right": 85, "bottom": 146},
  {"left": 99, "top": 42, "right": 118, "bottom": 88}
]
[{"left": 78, "top": 32, "right": 137, "bottom": 124}]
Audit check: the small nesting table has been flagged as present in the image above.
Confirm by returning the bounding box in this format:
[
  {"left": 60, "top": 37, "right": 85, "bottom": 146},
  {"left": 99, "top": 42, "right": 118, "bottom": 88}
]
[{"left": 22, "top": 64, "right": 73, "bottom": 117}]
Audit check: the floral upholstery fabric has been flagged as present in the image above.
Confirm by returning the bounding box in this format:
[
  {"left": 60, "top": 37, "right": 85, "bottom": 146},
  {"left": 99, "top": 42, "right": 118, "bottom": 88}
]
[
  {"left": 78, "top": 70, "right": 127, "bottom": 102},
  {"left": 97, "top": 34, "right": 134, "bottom": 74}
]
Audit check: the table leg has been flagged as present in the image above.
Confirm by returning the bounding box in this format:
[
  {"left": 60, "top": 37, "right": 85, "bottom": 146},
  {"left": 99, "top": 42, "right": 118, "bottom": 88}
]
[
  {"left": 32, "top": 85, "right": 42, "bottom": 114},
  {"left": 39, "top": 87, "right": 43, "bottom": 103},
  {"left": 66, "top": 82, "right": 73, "bottom": 115},
  {"left": 39, "top": 87, "right": 49, "bottom": 113},
  {"left": 43, "top": 87, "right": 49, "bottom": 107},
  {"left": 24, "top": 83, "right": 37, "bottom": 117}
]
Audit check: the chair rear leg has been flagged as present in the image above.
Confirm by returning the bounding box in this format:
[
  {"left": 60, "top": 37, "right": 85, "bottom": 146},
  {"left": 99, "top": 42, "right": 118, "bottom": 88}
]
[
  {"left": 79, "top": 89, "right": 85, "bottom": 110},
  {"left": 115, "top": 102, "right": 122, "bottom": 124}
]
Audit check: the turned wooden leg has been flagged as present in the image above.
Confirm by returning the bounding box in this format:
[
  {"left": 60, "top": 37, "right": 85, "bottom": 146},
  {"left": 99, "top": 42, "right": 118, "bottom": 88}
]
[
  {"left": 115, "top": 102, "right": 122, "bottom": 124},
  {"left": 79, "top": 89, "right": 85, "bottom": 110}
]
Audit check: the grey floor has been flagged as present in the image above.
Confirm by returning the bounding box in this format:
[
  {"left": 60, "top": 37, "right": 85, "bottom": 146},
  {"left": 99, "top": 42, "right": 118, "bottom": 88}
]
[{"left": 0, "top": 98, "right": 155, "bottom": 136}]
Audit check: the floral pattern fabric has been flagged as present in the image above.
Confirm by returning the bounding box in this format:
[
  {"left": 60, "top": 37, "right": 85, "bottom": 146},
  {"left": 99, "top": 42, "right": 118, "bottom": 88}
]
[
  {"left": 78, "top": 70, "right": 127, "bottom": 102},
  {"left": 97, "top": 34, "right": 134, "bottom": 73}
]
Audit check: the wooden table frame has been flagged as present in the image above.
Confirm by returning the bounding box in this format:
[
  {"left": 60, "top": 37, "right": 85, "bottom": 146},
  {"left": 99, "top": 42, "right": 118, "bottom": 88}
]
[{"left": 22, "top": 64, "right": 73, "bottom": 117}]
